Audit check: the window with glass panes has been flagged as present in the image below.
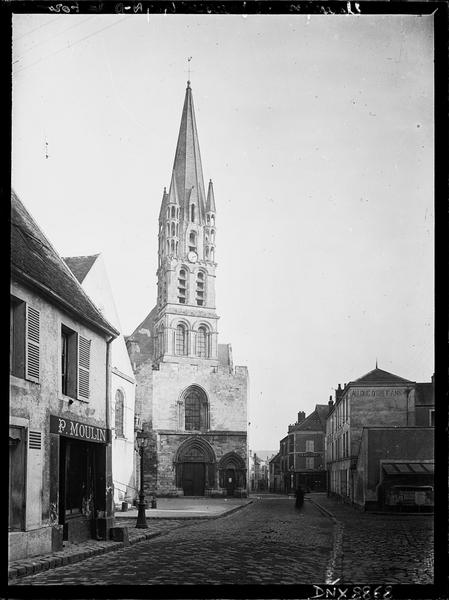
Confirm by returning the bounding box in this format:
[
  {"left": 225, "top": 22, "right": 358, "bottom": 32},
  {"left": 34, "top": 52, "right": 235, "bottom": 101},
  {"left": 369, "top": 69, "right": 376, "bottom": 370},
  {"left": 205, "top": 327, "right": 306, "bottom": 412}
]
[
  {"left": 115, "top": 390, "right": 124, "bottom": 437},
  {"left": 196, "top": 271, "right": 205, "bottom": 306},
  {"left": 185, "top": 391, "right": 201, "bottom": 430},
  {"left": 176, "top": 324, "right": 187, "bottom": 355},
  {"left": 197, "top": 326, "right": 207, "bottom": 357}
]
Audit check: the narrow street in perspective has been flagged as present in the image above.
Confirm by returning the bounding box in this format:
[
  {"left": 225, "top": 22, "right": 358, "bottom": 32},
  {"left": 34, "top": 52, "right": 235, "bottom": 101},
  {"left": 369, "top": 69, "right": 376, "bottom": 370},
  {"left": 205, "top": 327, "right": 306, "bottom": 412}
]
[{"left": 11, "top": 494, "right": 433, "bottom": 586}]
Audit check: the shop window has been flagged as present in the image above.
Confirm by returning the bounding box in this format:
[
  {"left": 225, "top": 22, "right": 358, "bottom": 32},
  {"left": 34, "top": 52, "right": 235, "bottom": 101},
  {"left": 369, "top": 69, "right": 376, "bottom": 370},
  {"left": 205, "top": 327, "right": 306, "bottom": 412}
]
[
  {"left": 62, "top": 439, "right": 94, "bottom": 518},
  {"left": 306, "top": 457, "right": 314, "bottom": 470},
  {"left": 9, "top": 426, "right": 26, "bottom": 531},
  {"left": 115, "top": 390, "right": 125, "bottom": 437},
  {"left": 61, "top": 325, "right": 91, "bottom": 401}
]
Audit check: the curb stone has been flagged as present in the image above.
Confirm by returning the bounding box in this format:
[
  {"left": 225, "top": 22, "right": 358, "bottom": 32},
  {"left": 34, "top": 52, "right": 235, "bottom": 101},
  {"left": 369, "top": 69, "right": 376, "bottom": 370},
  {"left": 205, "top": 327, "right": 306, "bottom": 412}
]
[{"left": 8, "top": 500, "right": 252, "bottom": 582}]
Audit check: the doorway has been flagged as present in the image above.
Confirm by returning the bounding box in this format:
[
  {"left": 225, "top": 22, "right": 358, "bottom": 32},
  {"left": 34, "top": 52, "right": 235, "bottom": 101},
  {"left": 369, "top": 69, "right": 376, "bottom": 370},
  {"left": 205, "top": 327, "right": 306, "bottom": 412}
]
[
  {"left": 225, "top": 468, "right": 236, "bottom": 496},
  {"left": 182, "top": 462, "right": 205, "bottom": 496}
]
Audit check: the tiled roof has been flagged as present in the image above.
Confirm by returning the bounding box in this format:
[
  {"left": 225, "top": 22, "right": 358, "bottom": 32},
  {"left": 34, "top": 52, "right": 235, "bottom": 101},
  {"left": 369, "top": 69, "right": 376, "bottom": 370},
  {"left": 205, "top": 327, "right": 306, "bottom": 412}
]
[
  {"left": 351, "top": 368, "right": 413, "bottom": 386},
  {"left": 11, "top": 190, "right": 119, "bottom": 338},
  {"left": 63, "top": 254, "right": 99, "bottom": 283}
]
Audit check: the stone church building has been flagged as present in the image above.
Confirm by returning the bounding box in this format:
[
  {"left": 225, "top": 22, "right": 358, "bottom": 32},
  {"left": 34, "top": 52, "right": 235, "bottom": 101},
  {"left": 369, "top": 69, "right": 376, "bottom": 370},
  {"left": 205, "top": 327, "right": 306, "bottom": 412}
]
[{"left": 127, "top": 81, "right": 248, "bottom": 497}]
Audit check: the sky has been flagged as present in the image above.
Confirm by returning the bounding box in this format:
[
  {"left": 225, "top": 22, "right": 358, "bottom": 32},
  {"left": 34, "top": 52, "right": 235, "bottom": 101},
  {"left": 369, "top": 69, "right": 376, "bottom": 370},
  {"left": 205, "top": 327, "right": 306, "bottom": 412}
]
[{"left": 12, "top": 11, "right": 434, "bottom": 451}]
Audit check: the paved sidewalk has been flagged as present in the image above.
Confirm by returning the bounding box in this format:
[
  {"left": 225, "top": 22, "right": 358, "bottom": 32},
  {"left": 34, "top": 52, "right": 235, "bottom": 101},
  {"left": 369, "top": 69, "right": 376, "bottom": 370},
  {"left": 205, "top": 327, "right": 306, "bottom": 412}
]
[
  {"left": 8, "top": 497, "right": 252, "bottom": 581},
  {"left": 307, "top": 492, "right": 434, "bottom": 584}
]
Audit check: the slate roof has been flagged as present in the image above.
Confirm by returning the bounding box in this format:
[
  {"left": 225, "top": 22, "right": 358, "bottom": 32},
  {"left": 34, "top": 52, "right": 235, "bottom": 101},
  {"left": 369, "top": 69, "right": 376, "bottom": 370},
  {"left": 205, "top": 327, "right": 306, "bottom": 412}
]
[
  {"left": 170, "top": 82, "right": 207, "bottom": 223},
  {"left": 63, "top": 254, "right": 99, "bottom": 284},
  {"left": 11, "top": 190, "right": 119, "bottom": 338},
  {"left": 291, "top": 405, "right": 328, "bottom": 432},
  {"left": 351, "top": 368, "right": 414, "bottom": 386}
]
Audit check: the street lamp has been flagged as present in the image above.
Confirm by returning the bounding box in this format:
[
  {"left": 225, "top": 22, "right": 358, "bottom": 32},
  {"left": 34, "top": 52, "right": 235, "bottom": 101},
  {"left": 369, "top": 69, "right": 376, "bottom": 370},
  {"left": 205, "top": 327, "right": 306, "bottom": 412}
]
[{"left": 135, "top": 430, "right": 150, "bottom": 529}]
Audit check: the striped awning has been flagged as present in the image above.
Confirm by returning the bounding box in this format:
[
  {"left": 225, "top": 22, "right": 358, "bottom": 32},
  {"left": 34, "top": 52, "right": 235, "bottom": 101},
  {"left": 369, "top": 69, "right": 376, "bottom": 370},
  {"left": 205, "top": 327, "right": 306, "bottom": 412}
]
[{"left": 382, "top": 462, "right": 434, "bottom": 475}]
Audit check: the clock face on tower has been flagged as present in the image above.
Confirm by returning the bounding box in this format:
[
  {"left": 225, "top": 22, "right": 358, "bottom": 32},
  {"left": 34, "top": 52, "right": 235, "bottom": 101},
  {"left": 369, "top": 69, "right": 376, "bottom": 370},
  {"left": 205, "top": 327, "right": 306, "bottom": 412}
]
[{"left": 187, "top": 250, "right": 198, "bottom": 263}]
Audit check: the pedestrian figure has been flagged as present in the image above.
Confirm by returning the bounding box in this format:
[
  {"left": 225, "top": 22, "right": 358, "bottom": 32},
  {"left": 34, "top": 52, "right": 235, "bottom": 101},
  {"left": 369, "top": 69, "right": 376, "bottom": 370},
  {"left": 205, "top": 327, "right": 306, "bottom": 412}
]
[{"left": 295, "top": 486, "right": 304, "bottom": 509}]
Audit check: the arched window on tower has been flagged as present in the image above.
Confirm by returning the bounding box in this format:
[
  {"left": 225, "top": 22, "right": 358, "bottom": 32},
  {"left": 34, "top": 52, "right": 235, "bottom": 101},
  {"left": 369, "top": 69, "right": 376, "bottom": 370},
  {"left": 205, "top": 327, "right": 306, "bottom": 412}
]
[
  {"left": 211, "top": 229, "right": 215, "bottom": 242},
  {"left": 206, "top": 214, "right": 210, "bottom": 224},
  {"left": 176, "top": 324, "right": 188, "bottom": 355},
  {"left": 196, "top": 271, "right": 205, "bottom": 306},
  {"left": 205, "top": 247, "right": 209, "bottom": 260},
  {"left": 211, "top": 215, "right": 215, "bottom": 226},
  {"left": 178, "top": 269, "right": 187, "bottom": 304},
  {"left": 184, "top": 387, "right": 208, "bottom": 430},
  {"left": 171, "top": 206, "right": 176, "bottom": 218},
  {"left": 166, "top": 223, "right": 170, "bottom": 236},
  {"left": 197, "top": 326, "right": 208, "bottom": 358},
  {"left": 115, "top": 390, "right": 124, "bottom": 437},
  {"left": 189, "top": 231, "right": 197, "bottom": 252},
  {"left": 210, "top": 247, "right": 215, "bottom": 262},
  {"left": 171, "top": 222, "right": 176, "bottom": 236},
  {"left": 166, "top": 240, "right": 170, "bottom": 254},
  {"left": 190, "top": 204, "right": 195, "bottom": 223}
]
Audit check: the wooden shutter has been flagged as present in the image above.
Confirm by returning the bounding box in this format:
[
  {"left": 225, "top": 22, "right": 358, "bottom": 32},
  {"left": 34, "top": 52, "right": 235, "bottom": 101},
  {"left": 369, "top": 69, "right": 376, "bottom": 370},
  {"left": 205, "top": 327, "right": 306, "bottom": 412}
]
[
  {"left": 25, "top": 306, "right": 40, "bottom": 382},
  {"left": 77, "top": 335, "right": 91, "bottom": 400}
]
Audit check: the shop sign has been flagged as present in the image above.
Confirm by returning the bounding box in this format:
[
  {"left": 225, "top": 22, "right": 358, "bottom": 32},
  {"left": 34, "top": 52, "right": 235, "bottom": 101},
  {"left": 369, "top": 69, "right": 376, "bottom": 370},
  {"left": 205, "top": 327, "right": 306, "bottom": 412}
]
[
  {"left": 350, "top": 388, "right": 404, "bottom": 398},
  {"left": 50, "top": 415, "right": 110, "bottom": 443}
]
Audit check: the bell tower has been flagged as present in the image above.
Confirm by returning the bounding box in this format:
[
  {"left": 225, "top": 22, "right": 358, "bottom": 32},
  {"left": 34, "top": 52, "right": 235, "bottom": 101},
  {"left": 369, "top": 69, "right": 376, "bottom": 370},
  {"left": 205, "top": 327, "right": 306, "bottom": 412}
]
[{"left": 153, "top": 82, "right": 219, "bottom": 365}]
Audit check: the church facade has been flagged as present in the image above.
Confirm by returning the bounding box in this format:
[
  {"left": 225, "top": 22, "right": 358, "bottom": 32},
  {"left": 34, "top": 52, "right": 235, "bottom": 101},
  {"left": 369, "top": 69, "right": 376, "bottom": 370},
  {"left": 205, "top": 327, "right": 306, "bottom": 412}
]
[{"left": 127, "top": 81, "right": 248, "bottom": 497}]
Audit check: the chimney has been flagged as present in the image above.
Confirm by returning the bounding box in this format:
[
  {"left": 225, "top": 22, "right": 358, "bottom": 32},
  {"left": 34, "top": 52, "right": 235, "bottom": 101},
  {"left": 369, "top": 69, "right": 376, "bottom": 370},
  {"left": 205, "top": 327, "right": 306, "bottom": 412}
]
[
  {"left": 297, "top": 411, "right": 306, "bottom": 424},
  {"left": 328, "top": 395, "right": 334, "bottom": 414},
  {"left": 336, "top": 384, "right": 344, "bottom": 401}
]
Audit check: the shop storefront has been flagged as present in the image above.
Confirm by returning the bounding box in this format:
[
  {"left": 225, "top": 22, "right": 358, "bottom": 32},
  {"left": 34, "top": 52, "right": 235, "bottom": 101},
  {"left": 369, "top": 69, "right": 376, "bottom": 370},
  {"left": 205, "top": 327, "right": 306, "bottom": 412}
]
[{"left": 50, "top": 415, "right": 113, "bottom": 543}]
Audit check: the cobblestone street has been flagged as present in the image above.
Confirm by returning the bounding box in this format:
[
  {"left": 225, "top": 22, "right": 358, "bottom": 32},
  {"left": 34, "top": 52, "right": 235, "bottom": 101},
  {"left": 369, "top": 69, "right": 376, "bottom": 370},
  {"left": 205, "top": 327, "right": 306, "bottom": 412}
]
[{"left": 11, "top": 494, "right": 433, "bottom": 586}]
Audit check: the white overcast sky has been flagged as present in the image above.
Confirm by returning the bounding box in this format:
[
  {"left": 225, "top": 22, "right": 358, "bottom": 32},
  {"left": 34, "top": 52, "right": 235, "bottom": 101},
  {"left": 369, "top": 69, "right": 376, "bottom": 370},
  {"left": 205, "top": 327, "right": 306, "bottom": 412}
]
[{"left": 12, "top": 12, "right": 434, "bottom": 451}]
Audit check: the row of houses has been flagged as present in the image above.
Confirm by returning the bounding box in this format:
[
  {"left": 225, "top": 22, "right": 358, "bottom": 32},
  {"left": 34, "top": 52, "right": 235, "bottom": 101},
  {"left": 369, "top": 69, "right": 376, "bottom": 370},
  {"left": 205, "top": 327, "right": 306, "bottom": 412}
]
[
  {"left": 269, "top": 368, "right": 434, "bottom": 511},
  {"left": 10, "top": 81, "right": 249, "bottom": 561},
  {"left": 10, "top": 191, "right": 137, "bottom": 560}
]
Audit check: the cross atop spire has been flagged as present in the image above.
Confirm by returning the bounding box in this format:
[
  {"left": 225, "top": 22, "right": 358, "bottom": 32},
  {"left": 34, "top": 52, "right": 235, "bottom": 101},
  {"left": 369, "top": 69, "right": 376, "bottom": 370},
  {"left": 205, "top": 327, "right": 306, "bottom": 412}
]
[{"left": 187, "top": 56, "right": 192, "bottom": 86}]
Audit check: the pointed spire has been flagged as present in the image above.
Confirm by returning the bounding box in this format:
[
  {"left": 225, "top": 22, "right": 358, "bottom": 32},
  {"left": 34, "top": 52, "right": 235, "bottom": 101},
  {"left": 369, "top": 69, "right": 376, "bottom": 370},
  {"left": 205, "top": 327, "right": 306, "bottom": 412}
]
[
  {"left": 168, "top": 170, "right": 180, "bottom": 205},
  {"left": 206, "top": 179, "right": 216, "bottom": 212},
  {"left": 171, "top": 83, "right": 207, "bottom": 222},
  {"left": 158, "top": 187, "right": 168, "bottom": 220}
]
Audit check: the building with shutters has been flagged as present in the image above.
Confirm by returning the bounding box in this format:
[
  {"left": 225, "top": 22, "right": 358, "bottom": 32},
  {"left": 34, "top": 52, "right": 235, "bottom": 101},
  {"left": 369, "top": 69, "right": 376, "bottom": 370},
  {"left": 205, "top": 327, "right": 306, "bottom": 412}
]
[
  {"left": 325, "top": 367, "right": 434, "bottom": 511},
  {"left": 278, "top": 406, "right": 328, "bottom": 493},
  {"left": 126, "top": 81, "right": 248, "bottom": 497},
  {"left": 10, "top": 191, "right": 119, "bottom": 560},
  {"left": 63, "top": 253, "right": 137, "bottom": 508}
]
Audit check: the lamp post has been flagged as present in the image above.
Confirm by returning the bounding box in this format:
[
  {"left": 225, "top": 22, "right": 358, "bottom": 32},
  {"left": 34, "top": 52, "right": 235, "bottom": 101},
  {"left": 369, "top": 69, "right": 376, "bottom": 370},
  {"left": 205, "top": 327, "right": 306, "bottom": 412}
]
[{"left": 135, "top": 430, "right": 149, "bottom": 529}]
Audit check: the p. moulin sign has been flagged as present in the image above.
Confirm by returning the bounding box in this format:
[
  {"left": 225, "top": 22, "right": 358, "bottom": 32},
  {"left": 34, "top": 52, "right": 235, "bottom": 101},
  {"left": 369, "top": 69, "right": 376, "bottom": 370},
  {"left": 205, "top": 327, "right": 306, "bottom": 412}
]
[{"left": 50, "top": 415, "right": 110, "bottom": 443}]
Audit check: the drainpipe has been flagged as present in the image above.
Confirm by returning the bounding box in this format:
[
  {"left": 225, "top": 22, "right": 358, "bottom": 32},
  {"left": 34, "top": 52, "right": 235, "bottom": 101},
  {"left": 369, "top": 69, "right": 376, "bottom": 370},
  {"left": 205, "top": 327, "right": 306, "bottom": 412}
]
[{"left": 105, "top": 336, "right": 114, "bottom": 524}]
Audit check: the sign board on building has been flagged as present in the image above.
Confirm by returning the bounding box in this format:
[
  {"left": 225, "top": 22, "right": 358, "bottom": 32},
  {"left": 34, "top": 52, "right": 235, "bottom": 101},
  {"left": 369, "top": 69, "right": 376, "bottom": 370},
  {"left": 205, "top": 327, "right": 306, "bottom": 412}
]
[{"left": 50, "top": 415, "right": 110, "bottom": 443}]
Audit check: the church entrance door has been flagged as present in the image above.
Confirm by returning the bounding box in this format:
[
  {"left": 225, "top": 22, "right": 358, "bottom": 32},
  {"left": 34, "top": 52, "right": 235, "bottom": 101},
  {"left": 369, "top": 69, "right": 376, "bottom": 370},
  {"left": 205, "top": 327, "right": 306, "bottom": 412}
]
[
  {"left": 182, "top": 462, "right": 205, "bottom": 496},
  {"left": 225, "top": 468, "right": 236, "bottom": 496}
]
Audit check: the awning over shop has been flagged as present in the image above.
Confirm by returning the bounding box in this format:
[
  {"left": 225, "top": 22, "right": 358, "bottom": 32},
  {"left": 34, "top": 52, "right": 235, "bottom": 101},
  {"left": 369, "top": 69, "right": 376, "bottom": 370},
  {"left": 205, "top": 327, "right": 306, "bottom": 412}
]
[{"left": 382, "top": 462, "right": 434, "bottom": 475}]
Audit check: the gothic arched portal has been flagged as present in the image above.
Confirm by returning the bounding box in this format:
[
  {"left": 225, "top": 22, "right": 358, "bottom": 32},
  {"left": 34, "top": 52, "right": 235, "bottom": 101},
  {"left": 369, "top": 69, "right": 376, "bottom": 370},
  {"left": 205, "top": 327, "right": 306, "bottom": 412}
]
[
  {"left": 218, "top": 452, "right": 247, "bottom": 497},
  {"left": 175, "top": 437, "right": 216, "bottom": 497}
]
